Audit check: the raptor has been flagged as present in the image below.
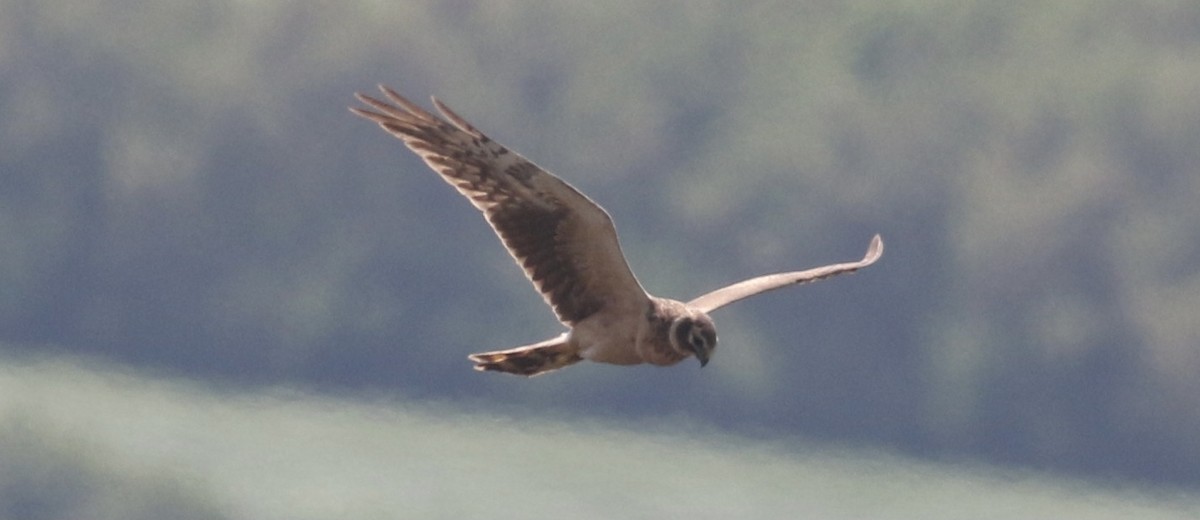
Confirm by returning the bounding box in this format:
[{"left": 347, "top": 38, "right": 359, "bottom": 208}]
[{"left": 352, "top": 85, "right": 882, "bottom": 376}]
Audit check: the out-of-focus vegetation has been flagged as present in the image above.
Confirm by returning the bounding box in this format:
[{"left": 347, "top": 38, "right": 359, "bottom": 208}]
[
  {"left": 0, "top": 418, "right": 228, "bottom": 520},
  {"left": 1, "top": 0, "right": 1197, "bottom": 500},
  {"left": 1, "top": 360, "right": 231, "bottom": 519},
  {"left": 1, "top": 351, "right": 1196, "bottom": 520}
]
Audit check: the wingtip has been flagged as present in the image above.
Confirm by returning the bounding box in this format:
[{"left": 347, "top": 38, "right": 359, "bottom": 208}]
[
  {"left": 349, "top": 92, "right": 373, "bottom": 115},
  {"left": 377, "top": 83, "right": 398, "bottom": 98},
  {"left": 430, "top": 96, "right": 480, "bottom": 135},
  {"left": 467, "top": 354, "right": 491, "bottom": 373},
  {"left": 864, "top": 234, "right": 884, "bottom": 264}
]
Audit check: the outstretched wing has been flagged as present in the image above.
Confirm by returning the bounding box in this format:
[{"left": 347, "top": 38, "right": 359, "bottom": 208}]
[
  {"left": 351, "top": 85, "right": 650, "bottom": 326},
  {"left": 687, "top": 234, "right": 883, "bottom": 313}
]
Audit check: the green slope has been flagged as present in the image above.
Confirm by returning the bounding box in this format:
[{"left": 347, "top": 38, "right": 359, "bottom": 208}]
[{"left": 1, "top": 350, "right": 1195, "bottom": 519}]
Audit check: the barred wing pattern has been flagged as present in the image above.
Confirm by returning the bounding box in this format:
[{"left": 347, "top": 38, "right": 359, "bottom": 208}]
[{"left": 351, "top": 86, "right": 650, "bottom": 326}]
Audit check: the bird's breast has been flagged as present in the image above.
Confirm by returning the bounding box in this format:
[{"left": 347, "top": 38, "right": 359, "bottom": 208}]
[{"left": 570, "top": 313, "right": 645, "bottom": 365}]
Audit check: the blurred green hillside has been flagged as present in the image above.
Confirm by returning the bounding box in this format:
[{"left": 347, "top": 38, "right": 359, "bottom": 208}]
[
  {"left": 1, "top": 0, "right": 1198, "bottom": 497},
  {"left": 2, "top": 351, "right": 1196, "bottom": 519}
]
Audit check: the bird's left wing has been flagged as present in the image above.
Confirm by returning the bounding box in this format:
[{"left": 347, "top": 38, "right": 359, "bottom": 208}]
[{"left": 687, "top": 234, "right": 883, "bottom": 313}]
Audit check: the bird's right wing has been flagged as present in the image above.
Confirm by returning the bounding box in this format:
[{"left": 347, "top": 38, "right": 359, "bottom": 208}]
[
  {"left": 351, "top": 85, "right": 650, "bottom": 326},
  {"left": 687, "top": 234, "right": 883, "bottom": 313}
]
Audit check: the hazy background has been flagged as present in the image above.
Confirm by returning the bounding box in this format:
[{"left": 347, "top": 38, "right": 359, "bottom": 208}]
[{"left": 2, "top": 0, "right": 1198, "bottom": 517}]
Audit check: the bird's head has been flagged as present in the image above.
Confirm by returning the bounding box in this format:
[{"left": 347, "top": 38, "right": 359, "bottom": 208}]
[{"left": 669, "top": 311, "right": 718, "bottom": 367}]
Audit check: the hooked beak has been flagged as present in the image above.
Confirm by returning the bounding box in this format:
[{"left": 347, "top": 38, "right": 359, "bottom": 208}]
[{"left": 693, "top": 347, "right": 710, "bottom": 367}]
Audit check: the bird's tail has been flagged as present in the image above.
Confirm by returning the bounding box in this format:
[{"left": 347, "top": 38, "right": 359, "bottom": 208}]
[{"left": 468, "top": 334, "right": 581, "bottom": 376}]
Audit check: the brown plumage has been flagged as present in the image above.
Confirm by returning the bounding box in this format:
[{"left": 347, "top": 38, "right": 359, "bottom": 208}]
[
  {"left": 468, "top": 335, "right": 582, "bottom": 376},
  {"left": 352, "top": 85, "right": 882, "bottom": 376}
]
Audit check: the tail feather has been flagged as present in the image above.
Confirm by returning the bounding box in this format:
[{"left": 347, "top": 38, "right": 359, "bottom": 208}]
[{"left": 468, "top": 335, "right": 581, "bottom": 376}]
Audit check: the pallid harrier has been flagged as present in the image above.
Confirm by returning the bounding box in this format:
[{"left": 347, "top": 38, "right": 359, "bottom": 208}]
[{"left": 352, "top": 85, "right": 882, "bottom": 377}]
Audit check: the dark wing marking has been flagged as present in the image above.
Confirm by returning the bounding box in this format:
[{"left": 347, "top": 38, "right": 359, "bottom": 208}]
[
  {"left": 351, "top": 85, "right": 649, "bottom": 326},
  {"left": 687, "top": 234, "right": 883, "bottom": 313}
]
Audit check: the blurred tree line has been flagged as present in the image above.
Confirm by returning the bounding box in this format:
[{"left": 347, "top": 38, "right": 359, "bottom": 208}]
[{"left": 1, "top": 1, "right": 1197, "bottom": 486}]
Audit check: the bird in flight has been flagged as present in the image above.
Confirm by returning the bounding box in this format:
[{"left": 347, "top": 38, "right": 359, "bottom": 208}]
[{"left": 351, "top": 85, "right": 882, "bottom": 377}]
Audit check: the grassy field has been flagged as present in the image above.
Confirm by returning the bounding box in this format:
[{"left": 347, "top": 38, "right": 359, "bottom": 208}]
[{"left": 1, "top": 350, "right": 1195, "bottom": 520}]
